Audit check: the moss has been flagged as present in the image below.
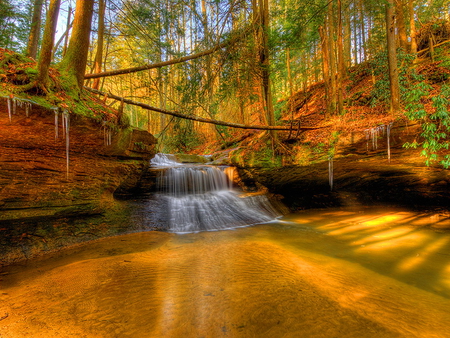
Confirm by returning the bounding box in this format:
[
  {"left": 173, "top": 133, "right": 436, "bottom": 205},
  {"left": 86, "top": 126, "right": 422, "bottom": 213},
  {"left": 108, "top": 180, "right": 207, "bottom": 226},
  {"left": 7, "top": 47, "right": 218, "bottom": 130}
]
[{"left": 0, "top": 50, "right": 119, "bottom": 128}]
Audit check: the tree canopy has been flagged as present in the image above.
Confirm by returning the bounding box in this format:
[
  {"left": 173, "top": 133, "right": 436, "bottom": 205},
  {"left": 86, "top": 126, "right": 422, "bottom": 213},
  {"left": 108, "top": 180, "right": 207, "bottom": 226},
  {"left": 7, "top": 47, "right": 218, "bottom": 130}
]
[{"left": 2, "top": 0, "right": 450, "bottom": 166}]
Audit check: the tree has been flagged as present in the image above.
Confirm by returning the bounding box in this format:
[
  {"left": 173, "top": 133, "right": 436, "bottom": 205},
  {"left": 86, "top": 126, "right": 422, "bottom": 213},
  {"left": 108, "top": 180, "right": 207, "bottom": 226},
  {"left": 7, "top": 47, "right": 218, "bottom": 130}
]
[
  {"left": 337, "top": 0, "right": 345, "bottom": 115},
  {"left": 408, "top": 0, "right": 417, "bottom": 55},
  {"left": 59, "top": 0, "right": 94, "bottom": 91},
  {"left": 257, "top": 0, "right": 277, "bottom": 139},
  {"left": 26, "top": 0, "right": 44, "bottom": 59},
  {"left": 35, "top": 0, "right": 60, "bottom": 91},
  {"left": 385, "top": 0, "right": 400, "bottom": 114},
  {"left": 395, "top": 0, "right": 408, "bottom": 51},
  {"left": 92, "top": 0, "right": 106, "bottom": 90}
]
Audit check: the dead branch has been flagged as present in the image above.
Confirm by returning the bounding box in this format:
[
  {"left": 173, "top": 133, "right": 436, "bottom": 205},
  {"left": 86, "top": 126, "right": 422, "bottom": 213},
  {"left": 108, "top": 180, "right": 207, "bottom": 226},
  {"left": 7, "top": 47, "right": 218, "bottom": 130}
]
[{"left": 84, "top": 27, "right": 250, "bottom": 80}]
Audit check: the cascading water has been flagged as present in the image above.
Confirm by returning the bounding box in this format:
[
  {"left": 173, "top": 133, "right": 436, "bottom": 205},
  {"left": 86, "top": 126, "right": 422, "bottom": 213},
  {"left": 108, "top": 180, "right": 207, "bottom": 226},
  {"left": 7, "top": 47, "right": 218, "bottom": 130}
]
[{"left": 150, "top": 153, "right": 280, "bottom": 233}]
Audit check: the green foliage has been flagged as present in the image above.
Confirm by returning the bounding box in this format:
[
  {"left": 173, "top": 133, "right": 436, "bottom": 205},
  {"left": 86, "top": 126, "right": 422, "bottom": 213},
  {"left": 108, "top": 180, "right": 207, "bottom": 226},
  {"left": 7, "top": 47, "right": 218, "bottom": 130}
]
[
  {"left": 369, "top": 49, "right": 417, "bottom": 108},
  {"left": 274, "top": 100, "right": 287, "bottom": 121},
  {"left": 404, "top": 83, "right": 450, "bottom": 168},
  {"left": 0, "top": 0, "right": 29, "bottom": 51},
  {"left": 163, "top": 119, "right": 203, "bottom": 153}
]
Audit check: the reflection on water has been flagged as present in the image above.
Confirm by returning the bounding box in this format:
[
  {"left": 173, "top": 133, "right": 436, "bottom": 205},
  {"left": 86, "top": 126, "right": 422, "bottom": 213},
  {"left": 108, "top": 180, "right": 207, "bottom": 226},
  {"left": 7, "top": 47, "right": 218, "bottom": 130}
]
[{"left": 1, "top": 208, "right": 450, "bottom": 338}]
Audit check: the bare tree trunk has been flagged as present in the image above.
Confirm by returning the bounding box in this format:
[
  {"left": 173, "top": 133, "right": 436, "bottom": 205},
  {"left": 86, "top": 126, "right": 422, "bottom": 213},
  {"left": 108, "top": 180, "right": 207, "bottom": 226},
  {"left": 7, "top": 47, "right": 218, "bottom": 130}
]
[
  {"left": 359, "top": 0, "right": 366, "bottom": 62},
  {"left": 60, "top": 0, "right": 94, "bottom": 91},
  {"left": 62, "top": 5, "right": 72, "bottom": 56},
  {"left": 327, "top": 1, "right": 337, "bottom": 114},
  {"left": 35, "top": 0, "right": 60, "bottom": 89},
  {"left": 408, "top": 0, "right": 417, "bottom": 54},
  {"left": 319, "top": 26, "right": 331, "bottom": 112},
  {"left": 259, "top": 0, "right": 277, "bottom": 140},
  {"left": 386, "top": 0, "right": 400, "bottom": 114},
  {"left": 26, "top": 0, "right": 44, "bottom": 59},
  {"left": 395, "top": 0, "right": 408, "bottom": 51},
  {"left": 92, "top": 0, "right": 106, "bottom": 90},
  {"left": 337, "top": 0, "right": 345, "bottom": 115},
  {"left": 352, "top": 8, "right": 358, "bottom": 64},
  {"left": 286, "top": 48, "right": 293, "bottom": 96},
  {"left": 344, "top": 3, "right": 352, "bottom": 67}
]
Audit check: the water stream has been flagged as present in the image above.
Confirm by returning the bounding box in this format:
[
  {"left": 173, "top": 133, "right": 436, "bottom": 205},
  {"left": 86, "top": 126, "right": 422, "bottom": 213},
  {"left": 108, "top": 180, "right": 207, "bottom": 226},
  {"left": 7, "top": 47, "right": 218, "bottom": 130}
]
[
  {"left": 1, "top": 208, "right": 450, "bottom": 337},
  {"left": 1, "top": 155, "right": 450, "bottom": 337}
]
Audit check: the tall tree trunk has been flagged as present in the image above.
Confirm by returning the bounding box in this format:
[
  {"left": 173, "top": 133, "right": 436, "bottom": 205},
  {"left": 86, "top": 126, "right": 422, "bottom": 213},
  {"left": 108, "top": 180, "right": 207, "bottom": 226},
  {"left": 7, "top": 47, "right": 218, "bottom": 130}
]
[
  {"left": 62, "top": 5, "right": 72, "bottom": 56},
  {"left": 26, "top": 0, "right": 44, "bottom": 59},
  {"left": 395, "top": 0, "right": 408, "bottom": 51},
  {"left": 59, "top": 0, "right": 94, "bottom": 91},
  {"left": 386, "top": 0, "right": 400, "bottom": 114},
  {"left": 327, "top": 1, "right": 337, "bottom": 114},
  {"left": 337, "top": 0, "right": 345, "bottom": 115},
  {"left": 319, "top": 26, "right": 331, "bottom": 113},
  {"left": 35, "top": 0, "right": 60, "bottom": 90},
  {"left": 352, "top": 8, "right": 358, "bottom": 64},
  {"left": 92, "top": 0, "right": 106, "bottom": 90},
  {"left": 408, "top": 0, "right": 417, "bottom": 55},
  {"left": 286, "top": 48, "right": 293, "bottom": 96},
  {"left": 359, "top": 0, "right": 366, "bottom": 62},
  {"left": 259, "top": 0, "right": 277, "bottom": 140},
  {"left": 344, "top": 4, "right": 352, "bottom": 67}
]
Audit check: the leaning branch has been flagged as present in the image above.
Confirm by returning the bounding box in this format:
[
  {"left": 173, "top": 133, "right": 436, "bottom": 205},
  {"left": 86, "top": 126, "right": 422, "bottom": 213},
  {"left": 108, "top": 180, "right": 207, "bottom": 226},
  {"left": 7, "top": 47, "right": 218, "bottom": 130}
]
[
  {"left": 84, "top": 28, "right": 250, "bottom": 80},
  {"left": 85, "top": 87, "right": 320, "bottom": 131}
]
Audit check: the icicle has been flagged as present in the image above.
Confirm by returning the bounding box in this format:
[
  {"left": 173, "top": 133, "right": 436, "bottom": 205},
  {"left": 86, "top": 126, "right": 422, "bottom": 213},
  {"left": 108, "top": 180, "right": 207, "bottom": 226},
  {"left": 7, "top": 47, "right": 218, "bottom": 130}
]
[
  {"left": 12, "top": 98, "right": 16, "bottom": 115},
  {"left": 387, "top": 123, "right": 392, "bottom": 163},
  {"left": 7, "top": 98, "right": 12, "bottom": 122},
  {"left": 25, "top": 102, "right": 31, "bottom": 117},
  {"left": 61, "top": 110, "right": 66, "bottom": 138},
  {"left": 364, "top": 129, "right": 370, "bottom": 152},
  {"left": 328, "top": 156, "right": 334, "bottom": 191},
  {"left": 54, "top": 109, "right": 59, "bottom": 140},
  {"left": 63, "top": 110, "right": 70, "bottom": 178}
]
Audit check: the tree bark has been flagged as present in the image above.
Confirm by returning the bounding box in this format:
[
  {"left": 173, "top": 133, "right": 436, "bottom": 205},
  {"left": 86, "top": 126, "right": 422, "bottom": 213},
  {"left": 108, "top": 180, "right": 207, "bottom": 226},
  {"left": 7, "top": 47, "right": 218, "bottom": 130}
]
[
  {"left": 337, "top": 0, "right": 345, "bottom": 115},
  {"left": 259, "top": 0, "right": 277, "bottom": 140},
  {"left": 85, "top": 87, "right": 321, "bottom": 131},
  {"left": 92, "top": 0, "right": 106, "bottom": 90},
  {"left": 395, "top": 0, "right": 408, "bottom": 51},
  {"left": 344, "top": 5, "right": 352, "bottom": 67},
  {"left": 327, "top": 1, "right": 337, "bottom": 114},
  {"left": 319, "top": 25, "right": 331, "bottom": 113},
  {"left": 386, "top": 0, "right": 400, "bottom": 114},
  {"left": 59, "top": 0, "right": 94, "bottom": 90},
  {"left": 62, "top": 5, "right": 72, "bottom": 56},
  {"left": 35, "top": 0, "right": 60, "bottom": 89},
  {"left": 26, "top": 0, "right": 44, "bottom": 59},
  {"left": 408, "top": 0, "right": 417, "bottom": 54},
  {"left": 359, "top": 0, "right": 366, "bottom": 62}
]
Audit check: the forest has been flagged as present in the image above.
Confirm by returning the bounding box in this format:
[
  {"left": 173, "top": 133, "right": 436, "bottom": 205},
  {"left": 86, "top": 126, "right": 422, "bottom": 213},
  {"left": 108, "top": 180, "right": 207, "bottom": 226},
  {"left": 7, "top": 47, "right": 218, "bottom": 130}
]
[
  {"left": 3, "top": 2, "right": 450, "bottom": 337},
  {"left": 1, "top": 0, "right": 450, "bottom": 166}
]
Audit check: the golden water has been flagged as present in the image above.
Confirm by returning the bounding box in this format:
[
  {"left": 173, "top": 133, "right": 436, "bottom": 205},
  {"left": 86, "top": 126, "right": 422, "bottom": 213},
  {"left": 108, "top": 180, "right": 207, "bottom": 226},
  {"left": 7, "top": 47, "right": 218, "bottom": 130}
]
[{"left": 1, "top": 208, "right": 450, "bottom": 337}]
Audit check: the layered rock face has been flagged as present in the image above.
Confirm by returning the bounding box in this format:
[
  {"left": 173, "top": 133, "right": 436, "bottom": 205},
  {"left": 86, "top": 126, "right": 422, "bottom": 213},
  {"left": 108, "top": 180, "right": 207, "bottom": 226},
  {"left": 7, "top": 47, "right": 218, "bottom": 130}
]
[
  {"left": 0, "top": 99, "right": 157, "bottom": 263},
  {"left": 238, "top": 122, "right": 450, "bottom": 211}
]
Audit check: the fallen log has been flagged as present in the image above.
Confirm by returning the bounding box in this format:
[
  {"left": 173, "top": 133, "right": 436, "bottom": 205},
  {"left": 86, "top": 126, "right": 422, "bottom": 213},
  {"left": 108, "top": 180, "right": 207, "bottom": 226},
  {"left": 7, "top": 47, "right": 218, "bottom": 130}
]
[{"left": 85, "top": 87, "right": 322, "bottom": 132}]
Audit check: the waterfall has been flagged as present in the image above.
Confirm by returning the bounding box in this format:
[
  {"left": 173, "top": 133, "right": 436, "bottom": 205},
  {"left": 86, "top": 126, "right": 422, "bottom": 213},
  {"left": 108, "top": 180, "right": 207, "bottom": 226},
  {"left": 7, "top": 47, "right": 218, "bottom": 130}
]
[{"left": 150, "top": 153, "right": 280, "bottom": 233}]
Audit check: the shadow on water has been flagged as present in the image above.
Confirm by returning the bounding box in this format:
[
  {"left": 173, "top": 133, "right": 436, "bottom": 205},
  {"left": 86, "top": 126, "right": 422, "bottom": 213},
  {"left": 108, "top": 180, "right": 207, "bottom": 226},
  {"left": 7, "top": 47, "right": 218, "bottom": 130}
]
[
  {"left": 1, "top": 208, "right": 450, "bottom": 337},
  {"left": 277, "top": 208, "right": 450, "bottom": 299}
]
